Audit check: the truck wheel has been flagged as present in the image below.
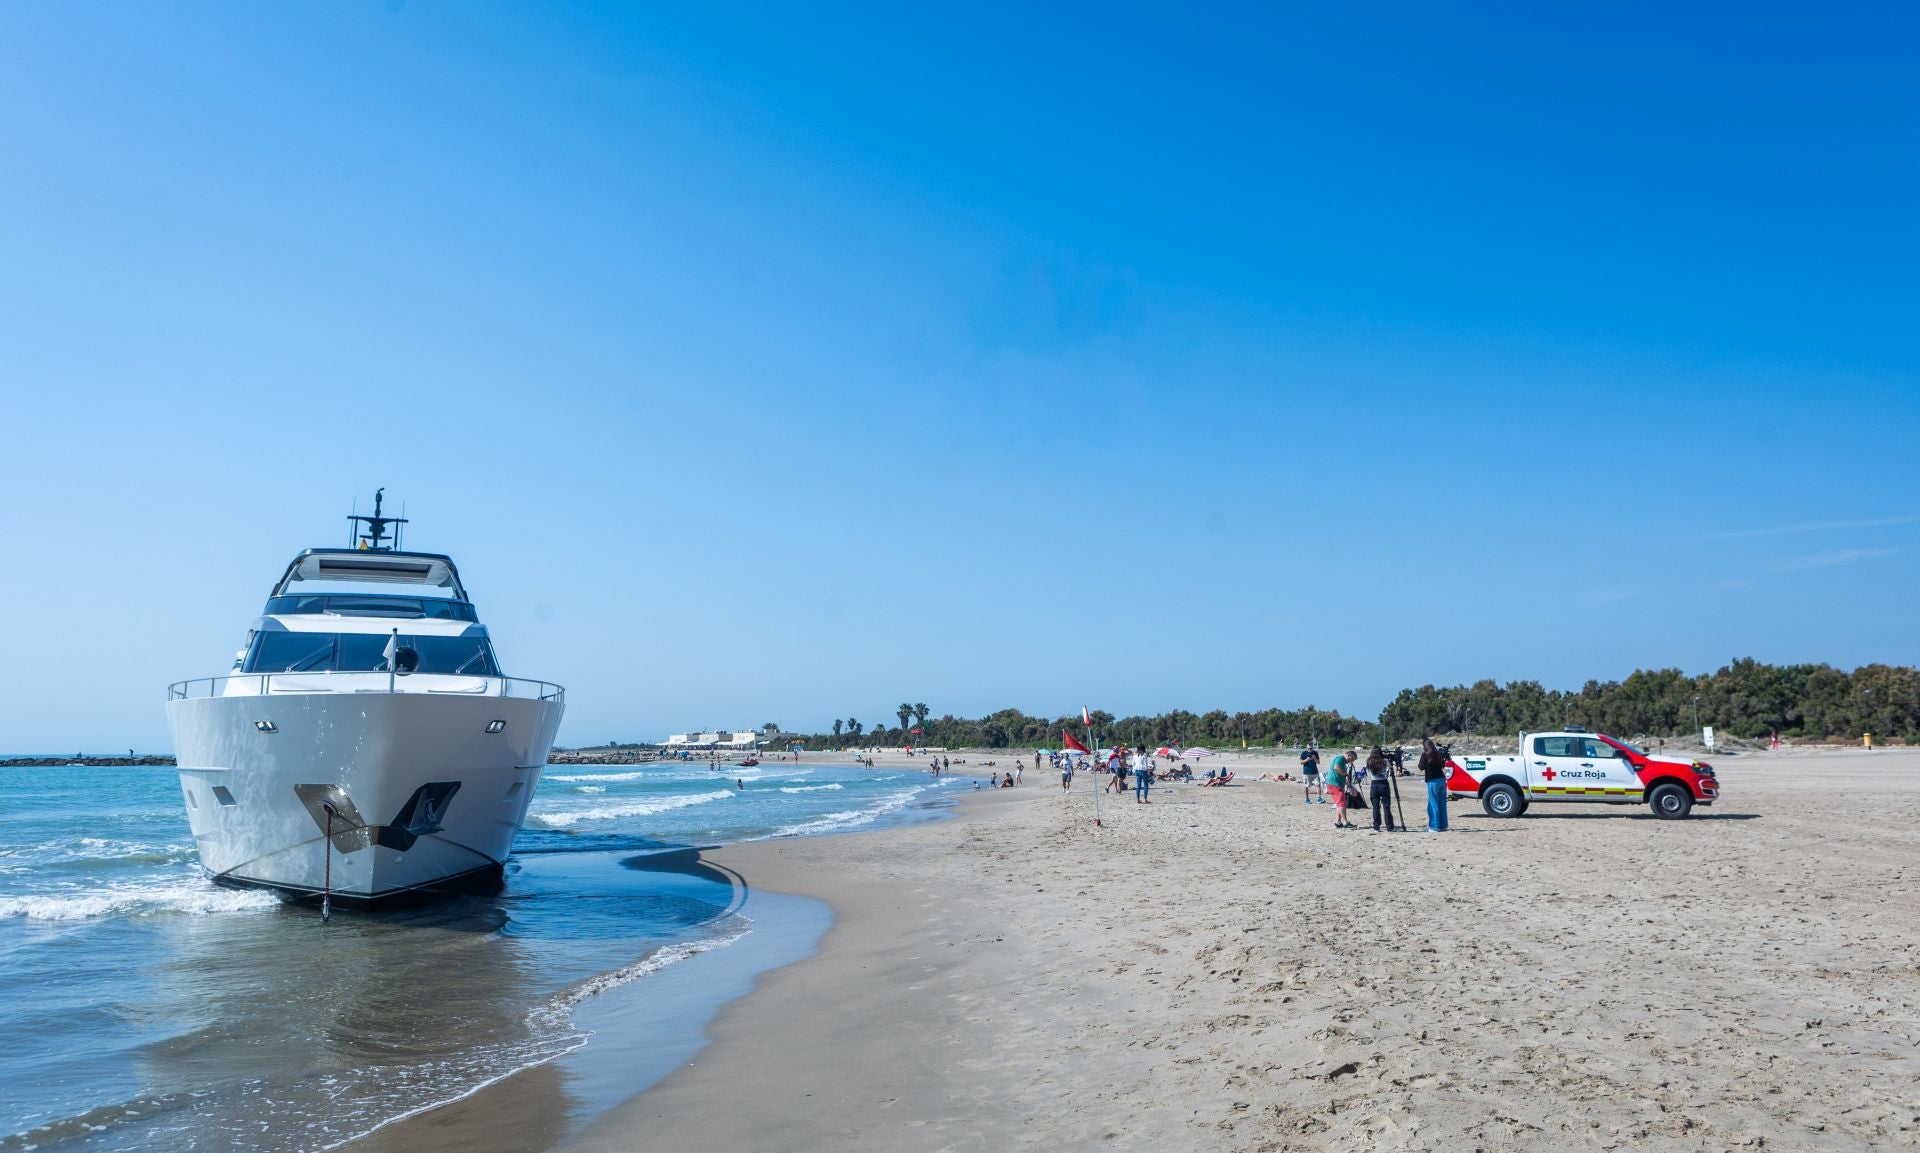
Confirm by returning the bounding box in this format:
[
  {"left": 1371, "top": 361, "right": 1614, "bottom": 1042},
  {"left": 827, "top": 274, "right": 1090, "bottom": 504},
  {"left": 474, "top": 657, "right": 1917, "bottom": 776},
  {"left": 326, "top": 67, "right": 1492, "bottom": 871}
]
[
  {"left": 1650, "top": 783, "right": 1693, "bottom": 820},
  {"left": 1481, "top": 783, "right": 1524, "bottom": 818}
]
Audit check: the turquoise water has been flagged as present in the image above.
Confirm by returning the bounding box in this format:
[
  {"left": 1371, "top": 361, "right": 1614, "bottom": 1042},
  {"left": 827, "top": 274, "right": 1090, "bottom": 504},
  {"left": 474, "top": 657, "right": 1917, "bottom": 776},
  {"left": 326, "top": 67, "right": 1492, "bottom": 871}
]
[{"left": 0, "top": 759, "right": 960, "bottom": 1151}]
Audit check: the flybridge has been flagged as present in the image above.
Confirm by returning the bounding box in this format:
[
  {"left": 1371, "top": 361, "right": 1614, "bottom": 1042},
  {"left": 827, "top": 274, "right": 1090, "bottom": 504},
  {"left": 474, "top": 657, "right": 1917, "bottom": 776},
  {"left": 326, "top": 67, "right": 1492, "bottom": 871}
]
[
  {"left": 270, "top": 551, "right": 468, "bottom": 600},
  {"left": 265, "top": 491, "right": 470, "bottom": 600}
]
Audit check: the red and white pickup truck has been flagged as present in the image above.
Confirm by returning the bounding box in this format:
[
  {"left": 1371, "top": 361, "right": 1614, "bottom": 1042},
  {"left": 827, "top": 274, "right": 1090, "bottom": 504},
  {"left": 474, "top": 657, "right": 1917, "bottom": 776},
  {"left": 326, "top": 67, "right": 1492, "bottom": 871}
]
[{"left": 1446, "top": 728, "right": 1719, "bottom": 819}]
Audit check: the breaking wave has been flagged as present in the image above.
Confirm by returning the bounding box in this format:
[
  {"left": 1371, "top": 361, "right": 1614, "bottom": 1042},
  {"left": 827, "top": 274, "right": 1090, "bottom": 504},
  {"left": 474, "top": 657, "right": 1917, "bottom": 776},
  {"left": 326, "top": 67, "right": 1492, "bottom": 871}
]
[{"left": 528, "top": 790, "right": 735, "bottom": 830}]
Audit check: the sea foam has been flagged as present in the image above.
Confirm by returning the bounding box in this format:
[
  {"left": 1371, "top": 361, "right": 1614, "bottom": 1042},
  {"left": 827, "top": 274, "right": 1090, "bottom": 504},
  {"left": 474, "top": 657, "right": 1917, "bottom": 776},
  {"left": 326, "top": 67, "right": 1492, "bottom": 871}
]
[
  {"left": 767, "top": 786, "right": 926, "bottom": 838},
  {"left": 0, "top": 878, "right": 279, "bottom": 921},
  {"left": 528, "top": 790, "right": 734, "bottom": 829}
]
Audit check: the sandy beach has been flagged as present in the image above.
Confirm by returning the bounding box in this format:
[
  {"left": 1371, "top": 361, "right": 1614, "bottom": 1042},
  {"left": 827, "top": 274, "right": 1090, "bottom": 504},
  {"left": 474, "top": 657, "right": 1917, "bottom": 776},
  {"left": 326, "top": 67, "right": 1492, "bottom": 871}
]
[{"left": 367, "top": 747, "right": 1920, "bottom": 1152}]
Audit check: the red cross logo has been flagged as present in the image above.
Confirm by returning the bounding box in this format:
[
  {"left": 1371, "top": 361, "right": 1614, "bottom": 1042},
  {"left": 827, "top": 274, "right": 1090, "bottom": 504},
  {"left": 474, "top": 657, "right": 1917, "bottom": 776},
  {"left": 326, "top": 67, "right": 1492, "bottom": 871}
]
[{"left": 1540, "top": 767, "right": 1557, "bottom": 781}]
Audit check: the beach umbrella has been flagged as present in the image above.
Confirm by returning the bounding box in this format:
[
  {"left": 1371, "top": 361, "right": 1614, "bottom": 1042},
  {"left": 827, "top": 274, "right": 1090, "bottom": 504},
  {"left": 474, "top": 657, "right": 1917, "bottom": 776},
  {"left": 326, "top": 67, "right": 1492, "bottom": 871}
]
[
  {"left": 1153, "top": 746, "right": 1176, "bottom": 757},
  {"left": 1037, "top": 748, "right": 1054, "bottom": 755},
  {"left": 1183, "top": 747, "right": 1215, "bottom": 759}
]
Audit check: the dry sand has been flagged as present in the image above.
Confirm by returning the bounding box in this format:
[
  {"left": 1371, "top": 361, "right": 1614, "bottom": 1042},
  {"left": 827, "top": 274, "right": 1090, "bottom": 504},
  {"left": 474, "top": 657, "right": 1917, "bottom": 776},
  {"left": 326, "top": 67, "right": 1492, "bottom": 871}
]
[{"left": 547, "top": 747, "right": 1919, "bottom": 1152}]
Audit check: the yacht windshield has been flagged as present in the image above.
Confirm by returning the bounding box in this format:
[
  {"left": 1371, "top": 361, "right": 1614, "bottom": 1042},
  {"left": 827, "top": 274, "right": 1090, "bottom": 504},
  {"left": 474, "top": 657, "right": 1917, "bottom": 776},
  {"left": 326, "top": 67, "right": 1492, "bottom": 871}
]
[
  {"left": 243, "top": 633, "right": 500, "bottom": 676},
  {"left": 264, "top": 595, "right": 477, "bottom": 621}
]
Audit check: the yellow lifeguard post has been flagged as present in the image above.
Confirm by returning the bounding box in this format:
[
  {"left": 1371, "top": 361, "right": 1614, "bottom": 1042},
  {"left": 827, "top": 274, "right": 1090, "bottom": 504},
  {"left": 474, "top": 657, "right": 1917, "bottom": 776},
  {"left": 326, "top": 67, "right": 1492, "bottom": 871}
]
[{"left": 1864, "top": 733, "right": 1873, "bottom": 749}]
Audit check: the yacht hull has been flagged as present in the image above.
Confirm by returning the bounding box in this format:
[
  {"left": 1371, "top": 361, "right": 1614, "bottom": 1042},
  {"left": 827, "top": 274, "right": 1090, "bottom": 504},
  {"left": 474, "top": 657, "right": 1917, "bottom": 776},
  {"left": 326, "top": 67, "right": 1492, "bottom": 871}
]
[{"left": 166, "top": 690, "right": 563, "bottom": 904}]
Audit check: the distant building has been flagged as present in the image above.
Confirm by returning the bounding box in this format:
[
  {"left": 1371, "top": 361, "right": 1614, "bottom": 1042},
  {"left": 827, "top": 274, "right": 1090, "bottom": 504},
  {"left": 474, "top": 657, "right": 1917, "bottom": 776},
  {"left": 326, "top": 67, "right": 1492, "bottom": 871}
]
[{"left": 661, "top": 730, "right": 761, "bottom": 750}]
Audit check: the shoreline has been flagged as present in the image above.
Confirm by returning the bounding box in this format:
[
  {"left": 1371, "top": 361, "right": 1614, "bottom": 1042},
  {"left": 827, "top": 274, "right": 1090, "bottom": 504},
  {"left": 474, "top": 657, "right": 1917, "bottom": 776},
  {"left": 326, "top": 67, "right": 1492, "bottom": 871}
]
[
  {"left": 336, "top": 770, "right": 997, "bottom": 1153},
  {"left": 557, "top": 787, "right": 1036, "bottom": 1153}
]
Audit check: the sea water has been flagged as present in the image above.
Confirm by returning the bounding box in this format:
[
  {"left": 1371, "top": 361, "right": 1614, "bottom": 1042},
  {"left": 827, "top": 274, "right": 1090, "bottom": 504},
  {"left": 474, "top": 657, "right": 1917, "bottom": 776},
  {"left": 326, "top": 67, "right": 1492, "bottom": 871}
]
[{"left": 0, "top": 759, "right": 961, "bottom": 1151}]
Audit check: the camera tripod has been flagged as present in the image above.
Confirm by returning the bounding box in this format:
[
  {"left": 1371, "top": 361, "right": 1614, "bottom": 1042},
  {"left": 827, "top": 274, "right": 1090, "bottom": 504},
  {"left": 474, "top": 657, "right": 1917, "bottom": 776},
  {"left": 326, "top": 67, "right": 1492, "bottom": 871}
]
[{"left": 1387, "top": 759, "right": 1408, "bottom": 830}]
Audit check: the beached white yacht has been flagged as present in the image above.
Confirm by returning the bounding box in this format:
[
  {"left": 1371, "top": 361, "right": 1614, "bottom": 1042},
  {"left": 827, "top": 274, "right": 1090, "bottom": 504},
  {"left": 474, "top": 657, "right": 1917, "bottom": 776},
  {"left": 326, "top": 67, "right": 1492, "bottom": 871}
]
[{"left": 165, "top": 493, "right": 565, "bottom": 906}]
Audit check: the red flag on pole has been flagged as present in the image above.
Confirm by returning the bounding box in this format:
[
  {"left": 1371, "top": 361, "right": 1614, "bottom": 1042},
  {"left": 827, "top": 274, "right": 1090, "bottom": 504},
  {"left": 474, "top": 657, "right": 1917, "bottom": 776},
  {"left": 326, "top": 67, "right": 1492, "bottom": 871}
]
[
  {"left": 1082, "top": 706, "right": 1092, "bottom": 727},
  {"left": 1062, "top": 729, "right": 1090, "bottom": 753}
]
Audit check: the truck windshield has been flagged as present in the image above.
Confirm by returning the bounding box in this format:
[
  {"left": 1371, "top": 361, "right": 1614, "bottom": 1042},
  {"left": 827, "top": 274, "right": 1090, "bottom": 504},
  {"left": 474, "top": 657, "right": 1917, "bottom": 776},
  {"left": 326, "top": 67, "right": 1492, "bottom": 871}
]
[{"left": 1604, "top": 736, "right": 1648, "bottom": 757}]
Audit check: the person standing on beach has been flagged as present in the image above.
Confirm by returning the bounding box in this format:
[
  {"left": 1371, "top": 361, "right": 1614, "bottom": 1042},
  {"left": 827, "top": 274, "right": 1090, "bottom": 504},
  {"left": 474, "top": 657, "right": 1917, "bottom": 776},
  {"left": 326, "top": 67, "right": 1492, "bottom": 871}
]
[
  {"left": 1014, "top": 762, "right": 1022, "bottom": 785},
  {"left": 1366, "top": 748, "right": 1396, "bottom": 832},
  {"left": 1299, "top": 744, "right": 1323, "bottom": 805},
  {"left": 1418, "top": 738, "right": 1449, "bottom": 832},
  {"left": 1133, "top": 745, "right": 1152, "bottom": 804},
  {"left": 1326, "top": 753, "right": 1355, "bottom": 828},
  {"left": 1061, "top": 757, "right": 1074, "bottom": 790}
]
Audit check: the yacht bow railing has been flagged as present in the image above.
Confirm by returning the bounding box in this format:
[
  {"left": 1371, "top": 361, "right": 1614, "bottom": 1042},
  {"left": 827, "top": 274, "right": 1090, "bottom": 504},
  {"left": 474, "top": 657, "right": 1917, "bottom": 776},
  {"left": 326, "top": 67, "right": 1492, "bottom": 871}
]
[{"left": 167, "top": 674, "right": 565, "bottom": 702}]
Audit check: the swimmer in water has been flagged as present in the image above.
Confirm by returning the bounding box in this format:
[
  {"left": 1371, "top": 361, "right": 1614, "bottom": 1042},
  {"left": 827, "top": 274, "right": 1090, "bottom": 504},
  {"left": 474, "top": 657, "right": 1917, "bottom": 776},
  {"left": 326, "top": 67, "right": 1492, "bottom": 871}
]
[{"left": 736, "top": 778, "right": 744, "bottom": 790}]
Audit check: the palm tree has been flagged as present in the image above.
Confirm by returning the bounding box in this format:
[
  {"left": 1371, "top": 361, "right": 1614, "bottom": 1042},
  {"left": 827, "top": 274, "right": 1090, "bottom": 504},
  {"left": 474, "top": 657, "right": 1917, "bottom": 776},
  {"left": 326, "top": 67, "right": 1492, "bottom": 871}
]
[
  {"left": 897, "top": 703, "right": 913, "bottom": 734},
  {"left": 847, "top": 718, "right": 862, "bottom": 742},
  {"left": 832, "top": 719, "right": 843, "bottom": 746},
  {"left": 913, "top": 702, "right": 930, "bottom": 727}
]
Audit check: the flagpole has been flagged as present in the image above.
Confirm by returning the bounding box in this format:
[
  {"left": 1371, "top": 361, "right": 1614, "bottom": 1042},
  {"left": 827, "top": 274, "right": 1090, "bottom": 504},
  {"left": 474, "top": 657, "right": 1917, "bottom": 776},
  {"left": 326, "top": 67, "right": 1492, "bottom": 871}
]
[
  {"left": 1092, "top": 743, "right": 1101, "bottom": 827},
  {"left": 1086, "top": 708, "right": 1101, "bottom": 829}
]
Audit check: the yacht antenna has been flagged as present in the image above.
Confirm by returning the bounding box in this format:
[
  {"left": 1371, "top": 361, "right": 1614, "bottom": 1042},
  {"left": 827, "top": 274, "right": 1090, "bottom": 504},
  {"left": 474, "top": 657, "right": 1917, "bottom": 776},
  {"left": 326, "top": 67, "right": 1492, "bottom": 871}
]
[{"left": 346, "top": 488, "right": 409, "bottom": 552}]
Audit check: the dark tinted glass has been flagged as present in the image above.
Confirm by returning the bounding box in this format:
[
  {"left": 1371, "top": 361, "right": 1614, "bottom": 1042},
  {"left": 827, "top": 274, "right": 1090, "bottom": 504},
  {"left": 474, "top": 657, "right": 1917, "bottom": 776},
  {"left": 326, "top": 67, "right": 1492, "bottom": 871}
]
[
  {"left": 263, "top": 595, "right": 476, "bottom": 622},
  {"left": 242, "top": 633, "right": 498, "bottom": 676}
]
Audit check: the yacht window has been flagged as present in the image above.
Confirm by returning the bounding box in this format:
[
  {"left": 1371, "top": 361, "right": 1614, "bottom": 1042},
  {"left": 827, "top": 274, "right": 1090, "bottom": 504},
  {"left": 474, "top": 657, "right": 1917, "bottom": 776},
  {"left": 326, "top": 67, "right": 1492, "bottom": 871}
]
[
  {"left": 263, "top": 595, "right": 477, "bottom": 621},
  {"left": 283, "top": 636, "right": 337, "bottom": 672},
  {"left": 243, "top": 632, "right": 498, "bottom": 676}
]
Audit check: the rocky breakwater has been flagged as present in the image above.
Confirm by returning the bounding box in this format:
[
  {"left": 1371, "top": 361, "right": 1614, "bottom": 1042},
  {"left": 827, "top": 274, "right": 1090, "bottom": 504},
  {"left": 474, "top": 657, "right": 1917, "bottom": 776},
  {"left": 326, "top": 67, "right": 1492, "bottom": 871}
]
[
  {"left": 2, "top": 755, "right": 177, "bottom": 767},
  {"left": 547, "top": 748, "right": 667, "bottom": 765}
]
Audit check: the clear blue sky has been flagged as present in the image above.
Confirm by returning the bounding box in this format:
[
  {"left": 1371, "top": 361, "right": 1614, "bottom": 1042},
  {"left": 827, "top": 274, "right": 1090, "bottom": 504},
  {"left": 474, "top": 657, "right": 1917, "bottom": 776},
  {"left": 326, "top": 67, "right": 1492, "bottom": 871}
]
[{"left": 3, "top": 2, "right": 1916, "bottom": 750}]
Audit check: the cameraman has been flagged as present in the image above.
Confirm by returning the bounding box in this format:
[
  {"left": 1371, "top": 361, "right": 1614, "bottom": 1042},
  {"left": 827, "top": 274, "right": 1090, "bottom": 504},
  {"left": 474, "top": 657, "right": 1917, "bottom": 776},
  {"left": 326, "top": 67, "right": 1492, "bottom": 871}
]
[
  {"left": 1366, "top": 747, "right": 1396, "bottom": 832},
  {"left": 1419, "top": 737, "right": 1450, "bottom": 832}
]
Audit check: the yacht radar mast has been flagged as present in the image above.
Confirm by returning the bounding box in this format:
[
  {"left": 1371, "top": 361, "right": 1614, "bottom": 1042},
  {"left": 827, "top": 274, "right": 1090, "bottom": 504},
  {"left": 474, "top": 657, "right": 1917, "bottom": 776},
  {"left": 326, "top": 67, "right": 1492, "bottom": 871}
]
[{"left": 346, "top": 489, "right": 409, "bottom": 551}]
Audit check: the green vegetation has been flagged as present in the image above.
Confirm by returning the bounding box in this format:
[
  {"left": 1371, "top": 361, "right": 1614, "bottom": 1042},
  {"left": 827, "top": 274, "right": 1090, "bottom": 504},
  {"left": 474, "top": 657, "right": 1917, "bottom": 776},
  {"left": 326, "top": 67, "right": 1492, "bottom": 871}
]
[
  {"left": 793, "top": 705, "right": 1373, "bottom": 750},
  {"left": 1380, "top": 659, "right": 1920, "bottom": 742},
  {"left": 788, "top": 659, "right": 1920, "bottom": 750}
]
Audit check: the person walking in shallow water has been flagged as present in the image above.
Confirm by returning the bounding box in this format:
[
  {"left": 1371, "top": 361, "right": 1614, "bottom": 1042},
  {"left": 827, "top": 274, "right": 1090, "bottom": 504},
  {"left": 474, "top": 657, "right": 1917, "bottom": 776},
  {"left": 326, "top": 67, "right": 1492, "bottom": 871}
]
[
  {"left": 1366, "top": 747, "right": 1396, "bottom": 832},
  {"left": 1418, "top": 738, "right": 1449, "bottom": 832}
]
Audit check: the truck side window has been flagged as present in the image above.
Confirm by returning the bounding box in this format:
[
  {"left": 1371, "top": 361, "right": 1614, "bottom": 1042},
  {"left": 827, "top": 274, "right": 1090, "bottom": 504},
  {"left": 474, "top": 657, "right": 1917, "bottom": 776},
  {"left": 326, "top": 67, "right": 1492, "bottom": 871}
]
[
  {"left": 1581, "top": 739, "right": 1619, "bottom": 759},
  {"left": 1533, "top": 736, "right": 1575, "bottom": 757}
]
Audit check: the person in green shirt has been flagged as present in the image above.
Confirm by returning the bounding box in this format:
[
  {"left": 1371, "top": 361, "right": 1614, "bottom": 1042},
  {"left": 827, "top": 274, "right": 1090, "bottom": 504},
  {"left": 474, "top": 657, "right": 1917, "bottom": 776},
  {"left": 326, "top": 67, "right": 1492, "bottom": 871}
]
[{"left": 1326, "top": 753, "right": 1356, "bottom": 829}]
